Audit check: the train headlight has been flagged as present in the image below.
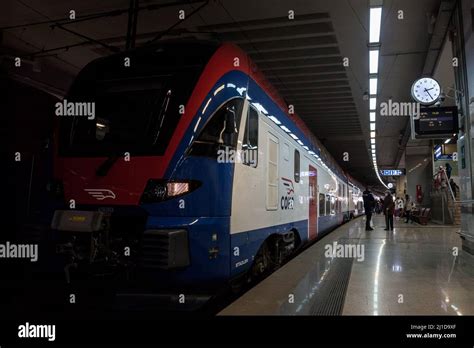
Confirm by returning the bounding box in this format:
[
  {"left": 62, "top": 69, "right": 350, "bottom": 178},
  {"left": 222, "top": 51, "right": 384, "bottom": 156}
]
[
  {"left": 167, "top": 182, "right": 190, "bottom": 197},
  {"left": 140, "top": 179, "right": 201, "bottom": 203}
]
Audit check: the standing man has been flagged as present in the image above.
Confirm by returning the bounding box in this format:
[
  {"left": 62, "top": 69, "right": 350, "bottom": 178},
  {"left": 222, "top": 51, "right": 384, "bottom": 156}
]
[
  {"left": 363, "top": 187, "right": 375, "bottom": 231},
  {"left": 445, "top": 163, "right": 452, "bottom": 179},
  {"left": 384, "top": 191, "right": 395, "bottom": 231}
]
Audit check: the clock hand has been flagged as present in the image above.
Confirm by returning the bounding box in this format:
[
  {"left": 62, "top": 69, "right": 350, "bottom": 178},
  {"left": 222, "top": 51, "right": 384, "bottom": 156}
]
[{"left": 424, "top": 88, "right": 434, "bottom": 100}]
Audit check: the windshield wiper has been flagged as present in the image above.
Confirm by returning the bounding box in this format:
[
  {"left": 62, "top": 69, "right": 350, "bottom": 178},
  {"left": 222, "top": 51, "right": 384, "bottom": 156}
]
[{"left": 152, "top": 89, "right": 172, "bottom": 145}]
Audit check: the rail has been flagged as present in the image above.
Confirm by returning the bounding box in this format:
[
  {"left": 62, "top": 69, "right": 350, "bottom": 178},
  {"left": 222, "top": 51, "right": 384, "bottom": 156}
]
[{"left": 432, "top": 168, "right": 456, "bottom": 201}]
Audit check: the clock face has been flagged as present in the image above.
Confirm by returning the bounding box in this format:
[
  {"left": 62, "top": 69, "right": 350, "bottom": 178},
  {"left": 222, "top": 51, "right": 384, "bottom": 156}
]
[{"left": 411, "top": 77, "right": 441, "bottom": 105}]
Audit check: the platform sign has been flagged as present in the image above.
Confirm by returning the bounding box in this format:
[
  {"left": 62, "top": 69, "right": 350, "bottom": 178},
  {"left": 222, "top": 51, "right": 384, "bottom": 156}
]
[
  {"left": 413, "top": 106, "right": 459, "bottom": 139},
  {"left": 379, "top": 169, "right": 405, "bottom": 176}
]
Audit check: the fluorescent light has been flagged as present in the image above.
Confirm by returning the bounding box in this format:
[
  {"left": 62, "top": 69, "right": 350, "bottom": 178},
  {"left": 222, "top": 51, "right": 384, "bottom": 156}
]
[
  {"left": 371, "top": 144, "right": 376, "bottom": 149},
  {"left": 281, "top": 126, "right": 291, "bottom": 132},
  {"left": 370, "top": 131, "right": 376, "bottom": 138},
  {"left": 370, "top": 98, "right": 377, "bottom": 110},
  {"left": 369, "top": 77, "right": 378, "bottom": 95},
  {"left": 370, "top": 122, "right": 376, "bottom": 130},
  {"left": 290, "top": 133, "right": 298, "bottom": 140},
  {"left": 369, "top": 7, "right": 382, "bottom": 43},
  {"left": 371, "top": 138, "right": 376, "bottom": 144},
  {"left": 370, "top": 112, "right": 376, "bottom": 121},
  {"left": 444, "top": 138, "right": 451, "bottom": 144},
  {"left": 369, "top": 50, "right": 379, "bottom": 74}
]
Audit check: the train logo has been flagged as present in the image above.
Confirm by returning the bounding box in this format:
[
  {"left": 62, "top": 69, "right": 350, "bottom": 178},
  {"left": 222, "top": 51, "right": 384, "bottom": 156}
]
[
  {"left": 281, "top": 178, "right": 295, "bottom": 210},
  {"left": 84, "top": 189, "right": 116, "bottom": 200}
]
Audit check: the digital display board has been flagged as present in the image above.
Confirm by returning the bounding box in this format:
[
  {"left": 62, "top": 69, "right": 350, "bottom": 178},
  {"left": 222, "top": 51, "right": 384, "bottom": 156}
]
[
  {"left": 380, "top": 169, "right": 406, "bottom": 176},
  {"left": 414, "top": 106, "right": 458, "bottom": 138}
]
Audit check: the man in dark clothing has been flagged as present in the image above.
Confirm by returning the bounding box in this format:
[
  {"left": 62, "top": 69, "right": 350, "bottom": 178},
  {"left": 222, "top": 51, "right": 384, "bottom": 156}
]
[
  {"left": 449, "top": 178, "right": 459, "bottom": 198},
  {"left": 363, "top": 187, "right": 375, "bottom": 231},
  {"left": 445, "top": 163, "right": 452, "bottom": 179},
  {"left": 384, "top": 191, "right": 395, "bottom": 230}
]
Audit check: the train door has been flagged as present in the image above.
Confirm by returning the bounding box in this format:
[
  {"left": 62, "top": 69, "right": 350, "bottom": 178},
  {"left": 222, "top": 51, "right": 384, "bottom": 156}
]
[
  {"left": 266, "top": 132, "right": 279, "bottom": 210},
  {"left": 308, "top": 165, "right": 318, "bottom": 240}
]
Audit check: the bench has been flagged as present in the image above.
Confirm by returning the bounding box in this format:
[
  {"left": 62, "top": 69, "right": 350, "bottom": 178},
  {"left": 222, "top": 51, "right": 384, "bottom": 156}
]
[{"left": 410, "top": 208, "right": 421, "bottom": 223}]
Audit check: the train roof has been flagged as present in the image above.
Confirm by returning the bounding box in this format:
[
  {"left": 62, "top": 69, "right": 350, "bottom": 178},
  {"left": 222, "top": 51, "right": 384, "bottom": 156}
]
[{"left": 213, "top": 42, "right": 353, "bottom": 184}]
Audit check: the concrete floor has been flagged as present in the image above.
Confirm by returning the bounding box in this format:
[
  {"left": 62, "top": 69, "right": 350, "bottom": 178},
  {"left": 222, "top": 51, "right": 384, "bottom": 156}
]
[{"left": 219, "top": 215, "right": 474, "bottom": 315}]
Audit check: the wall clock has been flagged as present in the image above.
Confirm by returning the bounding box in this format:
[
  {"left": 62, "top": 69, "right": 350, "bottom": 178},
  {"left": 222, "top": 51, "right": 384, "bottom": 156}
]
[{"left": 411, "top": 77, "right": 441, "bottom": 105}]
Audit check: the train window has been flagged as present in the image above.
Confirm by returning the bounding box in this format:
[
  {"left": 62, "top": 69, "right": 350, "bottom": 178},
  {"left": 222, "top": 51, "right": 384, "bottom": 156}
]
[
  {"left": 325, "top": 195, "right": 330, "bottom": 215},
  {"left": 242, "top": 106, "right": 259, "bottom": 167},
  {"left": 59, "top": 42, "right": 219, "bottom": 157},
  {"left": 294, "top": 149, "right": 300, "bottom": 183},
  {"left": 188, "top": 98, "right": 243, "bottom": 158},
  {"left": 319, "top": 193, "right": 325, "bottom": 216}
]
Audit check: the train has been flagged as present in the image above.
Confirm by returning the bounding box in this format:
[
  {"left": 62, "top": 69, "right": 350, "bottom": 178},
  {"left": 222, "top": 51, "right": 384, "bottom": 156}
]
[{"left": 48, "top": 40, "right": 365, "bottom": 301}]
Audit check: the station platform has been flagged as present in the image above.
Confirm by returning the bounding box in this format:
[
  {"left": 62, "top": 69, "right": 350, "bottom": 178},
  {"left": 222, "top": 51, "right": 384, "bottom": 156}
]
[{"left": 219, "top": 215, "right": 474, "bottom": 316}]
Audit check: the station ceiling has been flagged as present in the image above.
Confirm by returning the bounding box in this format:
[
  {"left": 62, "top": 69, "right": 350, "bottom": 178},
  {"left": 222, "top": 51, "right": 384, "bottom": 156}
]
[{"left": 1, "top": 0, "right": 451, "bottom": 187}]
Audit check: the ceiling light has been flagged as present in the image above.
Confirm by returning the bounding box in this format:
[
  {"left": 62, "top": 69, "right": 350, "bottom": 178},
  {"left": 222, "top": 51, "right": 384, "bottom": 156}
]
[
  {"left": 371, "top": 138, "right": 376, "bottom": 144},
  {"left": 369, "top": 7, "right": 382, "bottom": 43},
  {"left": 370, "top": 112, "right": 376, "bottom": 122},
  {"left": 369, "top": 77, "right": 378, "bottom": 95},
  {"left": 370, "top": 97, "right": 377, "bottom": 110},
  {"left": 370, "top": 131, "right": 376, "bottom": 138},
  {"left": 370, "top": 122, "right": 376, "bottom": 130},
  {"left": 444, "top": 138, "right": 451, "bottom": 144},
  {"left": 369, "top": 49, "right": 379, "bottom": 74}
]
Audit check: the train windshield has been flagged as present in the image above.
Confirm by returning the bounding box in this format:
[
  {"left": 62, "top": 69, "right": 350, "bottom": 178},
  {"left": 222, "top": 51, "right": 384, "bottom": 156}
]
[{"left": 58, "top": 42, "right": 218, "bottom": 157}]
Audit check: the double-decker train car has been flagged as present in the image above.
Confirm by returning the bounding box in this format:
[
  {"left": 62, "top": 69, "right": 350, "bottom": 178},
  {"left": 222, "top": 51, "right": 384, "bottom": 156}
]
[{"left": 49, "top": 41, "right": 365, "bottom": 299}]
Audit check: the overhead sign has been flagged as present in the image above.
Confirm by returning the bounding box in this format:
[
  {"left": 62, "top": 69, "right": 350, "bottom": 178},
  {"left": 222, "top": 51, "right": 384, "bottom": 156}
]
[
  {"left": 380, "top": 169, "right": 406, "bottom": 176},
  {"left": 413, "top": 106, "right": 459, "bottom": 139}
]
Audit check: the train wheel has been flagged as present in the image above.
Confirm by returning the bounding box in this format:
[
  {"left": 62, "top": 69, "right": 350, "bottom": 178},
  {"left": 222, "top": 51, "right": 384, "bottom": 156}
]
[{"left": 250, "top": 241, "right": 273, "bottom": 279}]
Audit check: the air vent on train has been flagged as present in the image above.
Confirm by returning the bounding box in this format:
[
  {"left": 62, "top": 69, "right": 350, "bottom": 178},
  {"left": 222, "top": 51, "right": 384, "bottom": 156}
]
[{"left": 140, "top": 229, "right": 190, "bottom": 270}]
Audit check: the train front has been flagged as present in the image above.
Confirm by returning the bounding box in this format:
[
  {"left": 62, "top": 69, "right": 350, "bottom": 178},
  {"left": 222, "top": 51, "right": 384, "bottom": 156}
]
[{"left": 48, "top": 41, "right": 249, "bottom": 305}]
